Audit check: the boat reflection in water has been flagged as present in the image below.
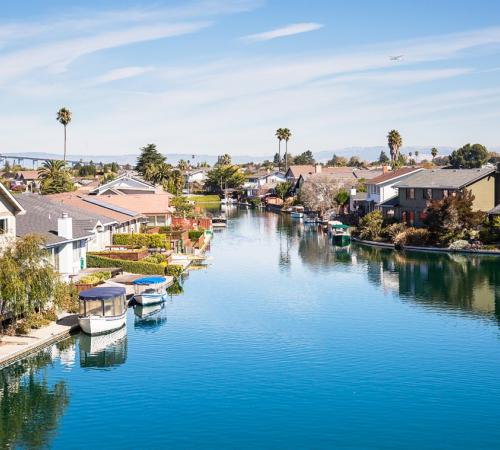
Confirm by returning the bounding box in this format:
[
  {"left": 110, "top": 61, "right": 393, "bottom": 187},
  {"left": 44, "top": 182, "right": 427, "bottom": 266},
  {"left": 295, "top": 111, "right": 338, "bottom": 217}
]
[
  {"left": 79, "top": 326, "right": 128, "bottom": 369},
  {"left": 134, "top": 303, "right": 168, "bottom": 332}
]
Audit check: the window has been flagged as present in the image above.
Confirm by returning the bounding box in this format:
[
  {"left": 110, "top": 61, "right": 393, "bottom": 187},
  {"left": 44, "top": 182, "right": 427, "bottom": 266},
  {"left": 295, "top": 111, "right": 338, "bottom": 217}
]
[
  {"left": 406, "top": 188, "right": 415, "bottom": 200},
  {"left": 424, "top": 188, "right": 432, "bottom": 200},
  {"left": 443, "top": 189, "right": 449, "bottom": 198},
  {"left": 85, "top": 300, "right": 103, "bottom": 316},
  {"left": 0, "top": 218, "right": 8, "bottom": 234}
]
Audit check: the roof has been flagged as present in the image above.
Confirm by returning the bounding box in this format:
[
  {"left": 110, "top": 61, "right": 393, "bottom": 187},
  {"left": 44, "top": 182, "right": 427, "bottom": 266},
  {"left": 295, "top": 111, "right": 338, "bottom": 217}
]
[
  {"left": 0, "top": 183, "right": 25, "bottom": 215},
  {"left": 86, "top": 193, "right": 174, "bottom": 215},
  {"left": 90, "top": 174, "right": 155, "bottom": 195},
  {"left": 489, "top": 204, "right": 500, "bottom": 215},
  {"left": 79, "top": 286, "right": 125, "bottom": 300},
  {"left": 292, "top": 166, "right": 382, "bottom": 182},
  {"left": 16, "top": 170, "right": 40, "bottom": 180},
  {"left": 16, "top": 194, "right": 116, "bottom": 246},
  {"left": 395, "top": 167, "right": 495, "bottom": 189},
  {"left": 378, "top": 196, "right": 400, "bottom": 207},
  {"left": 47, "top": 193, "right": 146, "bottom": 224},
  {"left": 367, "top": 167, "right": 422, "bottom": 185}
]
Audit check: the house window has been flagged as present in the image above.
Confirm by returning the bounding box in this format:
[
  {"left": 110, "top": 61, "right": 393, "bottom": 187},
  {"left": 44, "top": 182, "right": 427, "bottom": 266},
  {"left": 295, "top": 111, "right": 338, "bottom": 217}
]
[
  {"left": 0, "top": 218, "right": 7, "bottom": 234},
  {"left": 424, "top": 188, "right": 432, "bottom": 200},
  {"left": 406, "top": 188, "right": 415, "bottom": 200},
  {"left": 442, "top": 189, "right": 449, "bottom": 198}
]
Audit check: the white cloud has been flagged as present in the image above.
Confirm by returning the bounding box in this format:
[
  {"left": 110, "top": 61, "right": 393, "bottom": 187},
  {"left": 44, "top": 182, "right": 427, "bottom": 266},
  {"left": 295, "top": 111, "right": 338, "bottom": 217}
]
[
  {"left": 90, "top": 66, "right": 155, "bottom": 85},
  {"left": 242, "top": 22, "right": 323, "bottom": 42}
]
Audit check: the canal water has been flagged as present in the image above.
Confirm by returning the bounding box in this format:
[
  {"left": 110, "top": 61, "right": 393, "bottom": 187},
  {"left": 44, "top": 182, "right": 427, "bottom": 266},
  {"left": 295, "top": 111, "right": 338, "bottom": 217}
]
[{"left": 1, "top": 209, "right": 500, "bottom": 449}]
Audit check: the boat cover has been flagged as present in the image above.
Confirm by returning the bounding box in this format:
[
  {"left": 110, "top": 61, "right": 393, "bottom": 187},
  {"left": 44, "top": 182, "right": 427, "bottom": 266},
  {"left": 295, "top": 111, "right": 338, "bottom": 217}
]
[
  {"left": 132, "top": 276, "right": 166, "bottom": 285},
  {"left": 79, "top": 287, "right": 126, "bottom": 300}
]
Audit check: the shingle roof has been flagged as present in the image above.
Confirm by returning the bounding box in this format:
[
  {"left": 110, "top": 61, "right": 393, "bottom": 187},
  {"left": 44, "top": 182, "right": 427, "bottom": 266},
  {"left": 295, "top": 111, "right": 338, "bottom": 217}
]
[
  {"left": 395, "top": 168, "right": 495, "bottom": 189},
  {"left": 367, "top": 167, "right": 422, "bottom": 185},
  {"left": 16, "top": 194, "right": 116, "bottom": 246},
  {"left": 84, "top": 193, "right": 173, "bottom": 215},
  {"left": 489, "top": 204, "right": 500, "bottom": 215}
]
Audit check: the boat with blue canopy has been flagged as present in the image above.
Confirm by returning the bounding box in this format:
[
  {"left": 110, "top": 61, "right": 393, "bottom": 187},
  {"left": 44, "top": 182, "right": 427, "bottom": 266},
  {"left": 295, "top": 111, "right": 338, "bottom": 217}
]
[
  {"left": 132, "top": 276, "right": 169, "bottom": 305},
  {"left": 78, "top": 287, "right": 127, "bottom": 335}
]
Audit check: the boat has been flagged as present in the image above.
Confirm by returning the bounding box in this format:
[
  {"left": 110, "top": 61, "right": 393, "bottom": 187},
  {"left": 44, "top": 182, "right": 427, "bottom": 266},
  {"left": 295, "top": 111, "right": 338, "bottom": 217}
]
[
  {"left": 328, "top": 221, "right": 351, "bottom": 246},
  {"left": 78, "top": 287, "right": 127, "bottom": 335},
  {"left": 290, "top": 206, "right": 305, "bottom": 219},
  {"left": 133, "top": 276, "right": 168, "bottom": 305},
  {"left": 212, "top": 216, "right": 227, "bottom": 228},
  {"left": 304, "top": 215, "right": 318, "bottom": 224}
]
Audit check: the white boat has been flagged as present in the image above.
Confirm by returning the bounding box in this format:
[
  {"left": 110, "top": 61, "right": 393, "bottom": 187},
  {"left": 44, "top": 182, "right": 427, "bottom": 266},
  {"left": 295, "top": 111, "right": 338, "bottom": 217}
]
[
  {"left": 78, "top": 287, "right": 127, "bottom": 335},
  {"left": 290, "top": 206, "right": 305, "bottom": 219},
  {"left": 133, "top": 276, "right": 168, "bottom": 305},
  {"left": 212, "top": 216, "right": 227, "bottom": 228}
]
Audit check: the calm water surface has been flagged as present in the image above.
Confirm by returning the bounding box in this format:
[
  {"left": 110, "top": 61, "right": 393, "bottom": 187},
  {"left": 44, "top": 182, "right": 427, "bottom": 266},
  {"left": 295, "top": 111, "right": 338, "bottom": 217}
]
[{"left": 2, "top": 209, "right": 500, "bottom": 449}]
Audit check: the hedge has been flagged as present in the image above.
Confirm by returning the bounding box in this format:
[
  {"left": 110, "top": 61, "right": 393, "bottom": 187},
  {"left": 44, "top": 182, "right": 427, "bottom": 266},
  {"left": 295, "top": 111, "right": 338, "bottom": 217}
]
[
  {"left": 87, "top": 254, "right": 185, "bottom": 278},
  {"left": 87, "top": 254, "right": 165, "bottom": 275},
  {"left": 188, "top": 230, "right": 204, "bottom": 240},
  {"left": 187, "top": 195, "right": 220, "bottom": 204},
  {"left": 112, "top": 233, "right": 169, "bottom": 249}
]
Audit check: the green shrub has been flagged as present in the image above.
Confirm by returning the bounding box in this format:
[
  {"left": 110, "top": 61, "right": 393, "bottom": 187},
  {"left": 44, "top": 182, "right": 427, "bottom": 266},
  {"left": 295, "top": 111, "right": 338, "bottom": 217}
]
[
  {"left": 381, "top": 222, "right": 407, "bottom": 242},
  {"left": 394, "top": 227, "right": 433, "bottom": 249},
  {"left": 159, "top": 226, "right": 172, "bottom": 233},
  {"left": 188, "top": 230, "right": 204, "bottom": 241},
  {"left": 78, "top": 271, "right": 111, "bottom": 284},
  {"left": 165, "top": 265, "right": 183, "bottom": 278},
  {"left": 112, "top": 233, "right": 169, "bottom": 249},
  {"left": 87, "top": 254, "right": 165, "bottom": 275},
  {"left": 53, "top": 282, "right": 79, "bottom": 313},
  {"left": 143, "top": 253, "right": 167, "bottom": 264},
  {"left": 358, "top": 211, "right": 383, "bottom": 241}
]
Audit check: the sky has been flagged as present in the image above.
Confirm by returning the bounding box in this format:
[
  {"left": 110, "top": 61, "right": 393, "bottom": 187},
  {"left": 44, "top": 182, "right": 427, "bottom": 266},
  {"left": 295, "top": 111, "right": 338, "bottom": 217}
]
[{"left": 1, "top": 0, "right": 500, "bottom": 159}]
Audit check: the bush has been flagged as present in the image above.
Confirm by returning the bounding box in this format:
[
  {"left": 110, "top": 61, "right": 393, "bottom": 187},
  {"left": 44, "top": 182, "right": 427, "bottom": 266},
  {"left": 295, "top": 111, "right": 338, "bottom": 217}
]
[
  {"left": 381, "top": 222, "right": 407, "bottom": 242},
  {"left": 112, "top": 233, "right": 169, "bottom": 249},
  {"left": 358, "top": 211, "right": 383, "bottom": 241},
  {"left": 165, "top": 265, "right": 183, "bottom": 278},
  {"left": 393, "top": 227, "right": 433, "bottom": 249},
  {"left": 188, "top": 230, "right": 204, "bottom": 241},
  {"left": 53, "top": 281, "right": 79, "bottom": 313},
  {"left": 448, "top": 240, "right": 471, "bottom": 250},
  {"left": 87, "top": 254, "right": 165, "bottom": 275},
  {"left": 78, "top": 271, "right": 111, "bottom": 285},
  {"left": 143, "top": 253, "right": 167, "bottom": 264}
]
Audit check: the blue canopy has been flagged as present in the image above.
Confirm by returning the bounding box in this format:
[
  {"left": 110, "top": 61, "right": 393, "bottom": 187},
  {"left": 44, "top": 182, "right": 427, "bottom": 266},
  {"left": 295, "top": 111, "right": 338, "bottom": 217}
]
[
  {"left": 79, "top": 287, "right": 126, "bottom": 300},
  {"left": 132, "top": 276, "right": 167, "bottom": 285}
]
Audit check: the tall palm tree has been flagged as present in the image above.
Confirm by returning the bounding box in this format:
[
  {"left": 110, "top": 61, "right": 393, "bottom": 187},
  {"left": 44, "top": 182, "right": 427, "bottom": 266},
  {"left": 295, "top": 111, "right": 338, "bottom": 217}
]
[
  {"left": 38, "top": 160, "right": 66, "bottom": 181},
  {"left": 281, "top": 128, "right": 292, "bottom": 172},
  {"left": 275, "top": 128, "right": 284, "bottom": 171},
  {"left": 56, "top": 107, "right": 72, "bottom": 162},
  {"left": 387, "top": 129, "right": 402, "bottom": 163},
  {"left": 431, "top": 147, "right": 438, "bottom": 161}
]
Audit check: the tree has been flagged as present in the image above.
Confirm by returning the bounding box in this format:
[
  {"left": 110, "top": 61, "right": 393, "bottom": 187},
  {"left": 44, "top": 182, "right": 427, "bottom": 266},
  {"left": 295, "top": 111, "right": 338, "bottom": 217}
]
[
  {"left": 347, "top": 156, "right": 363, "bottom": 167},
  {"left": 431, "top": 147, "right": 438, "bottom": 161},
  {"left": 335, "top": 189, "right": 350, "bottom": 215},
  {"left": 449, "top": 143, "right": 488, "bottom": 169},
  {"left": 135, "top": 144, "right": 166, "bottom": 175},
  {"left": 275, "top": 129, "right": 284, "bottom": 171},
  {"left": 217, "top": 154, "right": 232, "bottom": 166},
  {"left": 358, "top": 210, "right": 383, "bottom": 241},
  {"left": 0, "top": 235, "right": 59, "bottom": 332},
  {"left": 300, "top": 174, "right": 347, "bottom": 218},
  {"left": 327, "top": 154, "right": 348, "bottom": 166},
  {"left": 38, "top": 160, "right": 74, "bottom": 194},
  {"left": 415, "top": 150, "right": 419, "bottom": 163},
  {"left": 164, "top": 169, "right": 184, "bottom": 195},
  {"left": 424, "top": 189, "right": 485, "bottom": 245},
  {"left": 273, "top": 152, "right": 281, "bottom": 166},
  {"left": 275, "top": 181, "right": 291, "bottom": 200},
  {"left": 387, "top": 129, "right": 402, "bottom": 164},
  {"left": 56, "top": 107, "right": 72, "bottom": 162},
  {"left": 293, "top": 150, "right": 315, "bottom": 165},
  {"left": 177, "top": 159, "right": 189, "bottom": 171},
  {"left": 171, "top": 196, "right": 194, "bottom": 217},
  {"left": 282, "top": 128, "right": 292, "bottom": 172},
  {"left": 204, "top": 165, "right": 246, "bottom": 193},
  {"left": 378, "top": 150, "right": 390, "bottom": 164}
]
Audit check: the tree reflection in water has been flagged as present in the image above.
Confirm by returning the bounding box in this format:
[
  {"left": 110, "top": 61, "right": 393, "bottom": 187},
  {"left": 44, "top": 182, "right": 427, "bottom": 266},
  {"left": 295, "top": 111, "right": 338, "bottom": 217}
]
[
  {"left": 355, "top": 245, "right": 500, "bottom": 321},
  {"left": 0, "top": 346, "right": 69, "bottom": 449}
]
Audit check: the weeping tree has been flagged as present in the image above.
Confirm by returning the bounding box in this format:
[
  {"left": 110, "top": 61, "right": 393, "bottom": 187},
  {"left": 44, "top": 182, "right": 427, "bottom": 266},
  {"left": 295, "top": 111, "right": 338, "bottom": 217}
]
[
  {"left": 0, "top": 235, "right": 58, "bottom": 333},
  {"left": 56, "top": 107, "right": 72, "bottom": 162}
]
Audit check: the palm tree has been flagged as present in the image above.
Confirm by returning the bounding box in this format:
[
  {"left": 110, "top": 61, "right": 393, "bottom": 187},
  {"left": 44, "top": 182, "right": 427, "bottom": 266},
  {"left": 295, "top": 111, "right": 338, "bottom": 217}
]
[
  {"left": 38, "top": 160, "right": 66, "bottom": 181},
  {"left": 415, "top": 150, "right": 419, "bottom": 163},
  {"left": 56, "top": 107, "right": 72, "bottom": 162},
  {"left": 431, "top": 147, "right": 438, "bottom": 161},
  {"left": 153, "top": 163, "right": 172, "bottom": 185},
  {"left": 387, "top": 129, "right": 402, "bottom": 163},
  {"left": 275, "top": 128, "right": 284, "bottom": 171},
  {"left": 177, "top": 159, "right": 189, "bottom": 171},
  {"left": 281, "top": 128, "right": 292, "bottom": 172},
  {"left": 143, "top": 162, "right": 158, "bottom": 183}
]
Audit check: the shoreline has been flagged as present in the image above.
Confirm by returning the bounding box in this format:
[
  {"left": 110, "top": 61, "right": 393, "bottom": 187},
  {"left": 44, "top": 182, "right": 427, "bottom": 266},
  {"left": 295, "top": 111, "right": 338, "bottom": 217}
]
[{"left": 351, "top": 236, "right": 500, "bottom": 256}]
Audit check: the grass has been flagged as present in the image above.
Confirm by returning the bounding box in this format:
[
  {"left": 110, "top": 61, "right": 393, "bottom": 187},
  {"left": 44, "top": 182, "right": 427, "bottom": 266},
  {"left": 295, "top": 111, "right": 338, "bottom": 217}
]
[{"left": 187, "top": 194, "right": 220, "bottom": 204}]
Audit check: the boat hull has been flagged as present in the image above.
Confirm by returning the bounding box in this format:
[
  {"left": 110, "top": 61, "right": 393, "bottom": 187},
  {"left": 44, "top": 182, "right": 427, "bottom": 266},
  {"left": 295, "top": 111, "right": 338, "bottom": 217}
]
[
  {"left": 79, "top": 313, "right": 126, "bottom": 335},
  {"left": 290, "top": 212, "right": 304, "bottom": 219},
  {"left": 134, "top": 293, "right": 166, "bottom": 306},
  {"left": 333, "top": 234, "right": 351, "bottom": 246}
]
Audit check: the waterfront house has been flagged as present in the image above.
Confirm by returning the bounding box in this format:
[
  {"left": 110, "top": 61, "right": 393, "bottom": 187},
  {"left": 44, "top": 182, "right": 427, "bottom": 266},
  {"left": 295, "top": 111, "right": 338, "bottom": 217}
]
[
  {"left": 16, "top": 194, "right": 119, "bottom": 279},
  {"left": 89, "top": 174, "right": 161, "bottom": 196},
  {"left": 0, "top": 183, "right": 25, "bottom": 250},
  {"left": 11, "top": 170, "right": 41, "bottom": 192},
  {"left": 382, "top": 167, "right": 497, "bottom": 226},
  {"left": 243, "top": 171, "right": 286, "bottom": 197},
  {"left": 351, "top": 167, "right": 423, "bottom": 214}
]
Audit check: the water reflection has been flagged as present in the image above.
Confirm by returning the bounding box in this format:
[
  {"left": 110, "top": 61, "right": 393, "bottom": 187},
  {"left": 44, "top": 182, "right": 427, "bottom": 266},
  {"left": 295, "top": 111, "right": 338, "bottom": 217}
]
[
  {"left": 79, "top": 327, "right": 128, "bottom": 369},
  {"left": 0, "top": 347, "right": 69, "bottom": 449},
  {"left": 134, "top": 303, "right": 168, "bottom": 332},
  {"left": 355, "top": 245, "right": 500, "bottom": 321}
]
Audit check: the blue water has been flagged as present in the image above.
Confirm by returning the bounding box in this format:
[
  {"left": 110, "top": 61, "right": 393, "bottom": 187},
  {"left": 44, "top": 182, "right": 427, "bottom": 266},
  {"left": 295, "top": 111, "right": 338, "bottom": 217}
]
[{"left": 2, "top": 209, "right": 500, "bottom": 449}]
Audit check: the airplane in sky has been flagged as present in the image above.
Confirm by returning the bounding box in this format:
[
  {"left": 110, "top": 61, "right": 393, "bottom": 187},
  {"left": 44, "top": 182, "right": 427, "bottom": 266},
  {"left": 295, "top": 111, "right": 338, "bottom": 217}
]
[{"left": 389, "top": 55, "right": 404, "bottom": 61}]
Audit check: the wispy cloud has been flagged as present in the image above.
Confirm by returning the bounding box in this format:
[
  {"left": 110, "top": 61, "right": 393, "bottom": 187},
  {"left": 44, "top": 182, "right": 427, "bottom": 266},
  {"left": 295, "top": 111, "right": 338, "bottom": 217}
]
[
  {"left": 91, "top": 66, "right": 155, "bottom": 85},
  {"left": 242, "top": 22, "right": 323, "bottom": 42}
]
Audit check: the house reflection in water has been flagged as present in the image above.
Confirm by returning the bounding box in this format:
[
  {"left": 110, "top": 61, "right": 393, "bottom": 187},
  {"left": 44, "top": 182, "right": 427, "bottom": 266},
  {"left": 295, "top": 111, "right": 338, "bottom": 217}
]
[
  {"left": 356, "top": 245, "right": 500, "bottom": 322},
  {"left": 79, "top": 326, "right": 128, "bottom": 369}
]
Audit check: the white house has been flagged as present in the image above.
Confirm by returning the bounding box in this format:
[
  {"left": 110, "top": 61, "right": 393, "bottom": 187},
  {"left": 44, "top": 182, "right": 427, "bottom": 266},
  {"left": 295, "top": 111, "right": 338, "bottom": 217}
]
[
  {"left": 0, "top": 183, "right": 25, "bottom": 251},
  {"left": 243, "top": 171, "right": 286, "bottom": 197},
  {"left": 90, "top": 174, "right": 159, "bottom": 196}
]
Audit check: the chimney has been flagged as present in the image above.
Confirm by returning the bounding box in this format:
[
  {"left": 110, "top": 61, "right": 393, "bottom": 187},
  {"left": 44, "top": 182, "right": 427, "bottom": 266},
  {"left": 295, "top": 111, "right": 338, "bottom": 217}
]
[
  {"left": 57, "top": 212, "right": 73, "bottom": 240},
  {"left": 382, "top": 165, "right": 389, "bottom": 174},
  {"left": 315, "top": 164, "right": 322, "bottom": 174}
]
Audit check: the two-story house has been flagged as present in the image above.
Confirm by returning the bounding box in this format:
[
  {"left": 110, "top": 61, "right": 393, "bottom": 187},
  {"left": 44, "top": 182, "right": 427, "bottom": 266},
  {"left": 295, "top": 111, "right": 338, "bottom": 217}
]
[
  {"left": 383, "top": 167, "right": 497, "bottom": 226},
  {"left": 0, "top": 183, "right": 25, "bottom": 251}
]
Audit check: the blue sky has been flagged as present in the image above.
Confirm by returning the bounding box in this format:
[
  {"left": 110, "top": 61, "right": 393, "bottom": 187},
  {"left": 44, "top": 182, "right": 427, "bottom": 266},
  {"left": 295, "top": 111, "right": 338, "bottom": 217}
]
[{"left": 1, "top": 0, "right": 500, "bottom": 158}]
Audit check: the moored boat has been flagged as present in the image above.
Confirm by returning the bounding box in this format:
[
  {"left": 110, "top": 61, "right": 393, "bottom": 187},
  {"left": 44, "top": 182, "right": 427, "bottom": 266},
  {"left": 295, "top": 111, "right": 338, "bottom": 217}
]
[
  {"left": 78, "top": 287, "right": 127, "bottom": 335},
  {"left": 212, "top": 216, "right": 227, "bottom": 228},
  {"left": 133, "top": 276, "right": 168, "bottom": 305},
  {"left": 290, "top": 206, "right": 305, "bottom": 219},
  {"left": 328, "top": 221, "right": 351, "bottom": 246}
]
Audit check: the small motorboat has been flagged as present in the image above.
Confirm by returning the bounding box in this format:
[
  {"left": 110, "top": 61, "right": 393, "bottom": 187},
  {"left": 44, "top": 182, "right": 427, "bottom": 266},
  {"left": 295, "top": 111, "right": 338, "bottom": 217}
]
[
  {"left": 212, "top": 216, "right": 227, "bottom": 228},
  {"left": 290, "top": 206, "right": 305, "bottom": 219},
  {"left": 328, "top": 221, "right": 351, "bottom": 246},
  {"left": 304, "top": 215, "right": 318, "bottom": 224},
  {"left": 78, "top": 287, "right": 127, "bottom": 335},
  {"left": 133, "top": 276, "right": 168, "bottom": 305}
]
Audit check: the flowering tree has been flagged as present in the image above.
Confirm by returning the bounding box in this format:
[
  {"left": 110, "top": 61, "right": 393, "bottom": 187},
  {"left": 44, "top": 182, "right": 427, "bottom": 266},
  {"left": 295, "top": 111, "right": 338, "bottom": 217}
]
[{"left": 300, "top": 174, "right": 348, "bottom": 218}]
